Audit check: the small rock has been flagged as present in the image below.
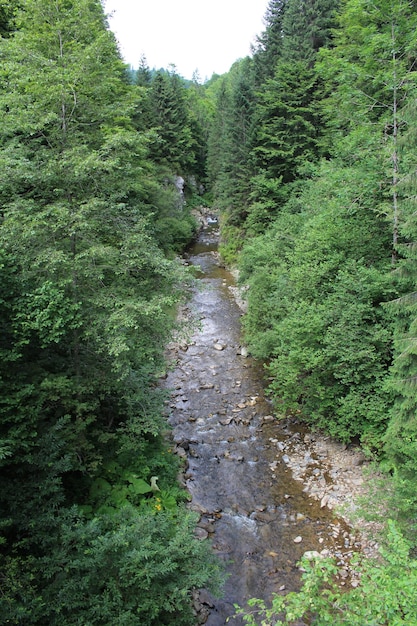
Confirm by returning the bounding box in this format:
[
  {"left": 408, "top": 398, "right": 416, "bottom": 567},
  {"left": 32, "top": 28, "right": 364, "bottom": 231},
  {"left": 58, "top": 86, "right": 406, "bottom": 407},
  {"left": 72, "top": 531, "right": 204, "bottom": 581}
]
[
  {"left": 194, "top": 527, "right": 209, "bottom": 540},
  {"left": 294, "top": 536, "right": 303, "bottom": 543},
  {"left": 175, "top": 446, "right": 188, "bottom": 459},
  {"left": 198, "top": 588, "right": 215, "bottom": 608},
  {"left": 320, "top": 494, "right": 330, "bottom": 508},
  {"left": 189, "top": 503, "right": 209, "bottom": 515},
  {"left": 303, "top": 551, "right": 321, "bottom": 560},
  {"left": 199, "top": 520, "right": 216, "bottom": 533},
  {"left": 253, "top": 511, "right": 274, "bottom": 522},
  {"left": 214, "top": 343, "right": 225, "bottom": 351},
  {"left": 224, "top": 451, "right": 244, "bottom": 461}
]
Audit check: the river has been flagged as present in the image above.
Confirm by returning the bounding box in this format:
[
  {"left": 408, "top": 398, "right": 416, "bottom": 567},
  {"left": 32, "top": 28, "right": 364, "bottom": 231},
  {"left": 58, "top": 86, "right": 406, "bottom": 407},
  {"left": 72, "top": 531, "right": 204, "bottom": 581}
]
[{"left": 163, "top": 218, "right": 354, "bottom": 625}]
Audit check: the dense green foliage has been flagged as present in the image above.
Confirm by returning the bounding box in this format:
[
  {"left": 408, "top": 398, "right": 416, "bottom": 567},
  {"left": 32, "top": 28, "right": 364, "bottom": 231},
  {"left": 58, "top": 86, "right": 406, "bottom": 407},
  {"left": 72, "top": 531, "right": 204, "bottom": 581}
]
[
  {"left": 207, "top": 0, "right": 417, "bottom": 621},
  {"left": 5, "top": 0, "right": 417, "bottom": 621},
  {"left": 0, "top": 1, "right": 220, "bottom": 623},
  {"left": 209, "top": 0, "right": 417, "bottom": 508}
]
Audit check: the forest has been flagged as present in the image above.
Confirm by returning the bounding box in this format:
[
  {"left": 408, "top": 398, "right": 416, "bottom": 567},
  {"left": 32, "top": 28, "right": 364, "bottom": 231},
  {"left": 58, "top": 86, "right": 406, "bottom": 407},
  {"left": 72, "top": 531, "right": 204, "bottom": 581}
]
[{"left": 1, "top": 0, "right": 417, "bottom": 624}]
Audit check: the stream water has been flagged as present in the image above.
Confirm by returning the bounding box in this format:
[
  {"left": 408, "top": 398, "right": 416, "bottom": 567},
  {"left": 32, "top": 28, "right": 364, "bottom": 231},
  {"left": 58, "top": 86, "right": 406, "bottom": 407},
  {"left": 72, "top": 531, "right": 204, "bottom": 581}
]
[{"left": 163, "top": 220, "right": 351, "bottom": 625}]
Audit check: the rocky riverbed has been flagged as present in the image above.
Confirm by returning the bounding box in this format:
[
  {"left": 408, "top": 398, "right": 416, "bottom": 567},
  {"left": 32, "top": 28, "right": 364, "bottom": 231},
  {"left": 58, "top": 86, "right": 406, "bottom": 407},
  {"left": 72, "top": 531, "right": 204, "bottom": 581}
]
[
  {"left": 163, "top": 211, "right": 380, "bottom": 623},
  {"left": 264, "top": 419, "right": 382, "bottom": 560}
]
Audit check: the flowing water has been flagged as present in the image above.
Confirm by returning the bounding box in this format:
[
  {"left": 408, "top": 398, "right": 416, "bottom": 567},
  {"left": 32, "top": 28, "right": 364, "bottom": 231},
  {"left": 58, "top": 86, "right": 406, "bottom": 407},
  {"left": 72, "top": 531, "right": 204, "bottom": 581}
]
[{"left": 163, "top": 220, "right": 350, "bottom": 625}]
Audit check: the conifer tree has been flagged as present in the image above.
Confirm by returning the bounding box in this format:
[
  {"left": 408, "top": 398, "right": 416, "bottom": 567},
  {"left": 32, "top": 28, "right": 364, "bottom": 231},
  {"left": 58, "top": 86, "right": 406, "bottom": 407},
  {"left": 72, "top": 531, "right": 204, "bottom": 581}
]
[
  {"left": 252, "top": 60, "right": 322, "bottom": 185},
  {"left": 281, "top": 0, "right": 338, "bottom": 64},
  {"left": 253, "top": 0, "right": 288, "bottom": 81},
  {"left": 136, "top": 52, "right": 152, "bottom": 86},
  {"left": 207, "top": 57, "right": 256, "bottom": 244},
  {"left": 0, "top": 1, "right": 219, "bottom": 621},
  {"left": 148, "top": 69, "right": 196, "bottom": 171}
]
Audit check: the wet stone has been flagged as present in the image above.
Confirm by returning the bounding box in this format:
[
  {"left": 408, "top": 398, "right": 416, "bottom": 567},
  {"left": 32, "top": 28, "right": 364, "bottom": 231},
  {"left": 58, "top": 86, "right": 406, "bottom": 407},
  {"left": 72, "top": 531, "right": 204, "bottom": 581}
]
[{"left": 195, "top": 527, "right": 209, "bottom": 540}]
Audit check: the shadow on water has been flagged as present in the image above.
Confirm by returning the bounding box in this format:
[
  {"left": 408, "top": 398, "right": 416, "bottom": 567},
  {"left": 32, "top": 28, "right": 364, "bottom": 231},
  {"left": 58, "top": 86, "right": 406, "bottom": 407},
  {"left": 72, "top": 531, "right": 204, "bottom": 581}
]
[{"left": 163, "top": 220, "right": 350, "bottom": 625}]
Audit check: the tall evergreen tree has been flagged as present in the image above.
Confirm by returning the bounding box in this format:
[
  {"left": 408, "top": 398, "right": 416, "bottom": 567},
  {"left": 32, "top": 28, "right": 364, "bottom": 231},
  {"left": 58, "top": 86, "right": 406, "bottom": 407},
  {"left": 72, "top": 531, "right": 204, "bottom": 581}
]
[
  {"left": 148, "top": 69, "right": 196, "bottom": 171},
  {"left": 281, "top": 0, "right": 338, "bottom": 64},
  {"left": 136, "top": 52, "right": 152, "bottom": 86},
  {"left": 253, "top": 0, "right": 288, "bottom": 81},
  {"left": 252, "top": 60, "right": 323, "bottom": 185},
  {"left": 0, "top": 1, "right": 219, "bottom": 621},
  {"left": 207, "top": 58, "right": 257, "bottom": 260}
]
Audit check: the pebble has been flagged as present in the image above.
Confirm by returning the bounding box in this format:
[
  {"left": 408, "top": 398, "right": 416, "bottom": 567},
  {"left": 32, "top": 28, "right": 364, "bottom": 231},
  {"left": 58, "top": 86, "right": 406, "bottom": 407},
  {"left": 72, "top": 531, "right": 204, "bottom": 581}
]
[
  {"left": 293, "top": 536, "right": 303, "bottom": 543},
  {"left": 194, "top": 527, "right": 209, "bottom": 540},
  {"left": 320, "top": 494, "right": 329, "bottom": 508},
  {"left": 303, "top": 551, "right": 321, "bottom": 560}
]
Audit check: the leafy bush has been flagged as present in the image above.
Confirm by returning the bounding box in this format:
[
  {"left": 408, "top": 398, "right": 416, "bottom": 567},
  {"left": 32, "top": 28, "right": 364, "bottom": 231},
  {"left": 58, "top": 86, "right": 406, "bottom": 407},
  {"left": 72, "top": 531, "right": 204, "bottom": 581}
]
[{"left": 2, "top": 505, "right": 222, "bottom": 626}]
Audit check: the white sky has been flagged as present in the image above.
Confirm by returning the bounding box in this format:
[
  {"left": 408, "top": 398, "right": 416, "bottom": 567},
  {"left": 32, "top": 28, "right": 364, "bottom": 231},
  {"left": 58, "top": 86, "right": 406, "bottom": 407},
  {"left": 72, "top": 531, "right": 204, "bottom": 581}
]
[{"left": 103, "top": 0, "right": 269, "bottom": 81}]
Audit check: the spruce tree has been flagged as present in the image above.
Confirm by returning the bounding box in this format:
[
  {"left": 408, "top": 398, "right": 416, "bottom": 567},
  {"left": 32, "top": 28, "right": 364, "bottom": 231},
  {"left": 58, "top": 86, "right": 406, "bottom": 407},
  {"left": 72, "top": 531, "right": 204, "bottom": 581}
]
[
  {"left": 148, "top": 69, "right": 196, "bottom": 171},
  {"left": 281, "top": 0, "right": 338, "bottom": 65},
  {"left": 136, "top": 53, "right": 152, "bottom": 86},
  {"left": 253, "top": 0, "right": 288, "bottom": 81},
  {"left": 207, "top": 57, "right": 256, "bottom": 261},
  {"left": 252, "top": 60, "right": 323, "bottom": 185}
]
